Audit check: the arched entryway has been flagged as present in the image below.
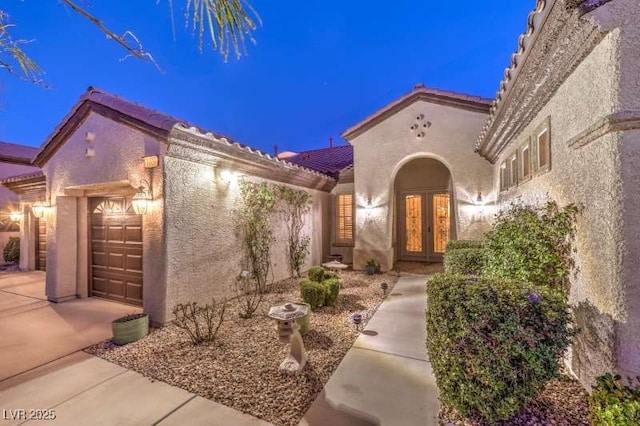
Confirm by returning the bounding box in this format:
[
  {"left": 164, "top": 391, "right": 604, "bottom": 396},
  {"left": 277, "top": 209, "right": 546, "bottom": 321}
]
[{"left": 394, "top": 158, "right": 455, "bottom": 262}]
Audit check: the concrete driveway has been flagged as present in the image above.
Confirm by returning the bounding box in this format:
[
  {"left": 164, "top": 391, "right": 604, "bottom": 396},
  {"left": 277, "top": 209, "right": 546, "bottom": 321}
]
[{"left": 0, "top": 272, "right": 139, "bottom": 381}]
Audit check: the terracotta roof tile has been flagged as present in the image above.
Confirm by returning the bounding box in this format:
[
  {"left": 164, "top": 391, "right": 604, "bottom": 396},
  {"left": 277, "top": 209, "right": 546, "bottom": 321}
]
[
  {"left": 0, "top": 141, "right": 39, "bottom": 163},
  {"left": 286, "top": 145, "right": 353, "bottom": 176},
  {"left": 0, "top": 170, "right": 44, "bottom": 184}
]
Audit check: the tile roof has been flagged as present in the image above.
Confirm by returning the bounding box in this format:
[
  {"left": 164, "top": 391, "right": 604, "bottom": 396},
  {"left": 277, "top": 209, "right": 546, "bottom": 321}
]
[
  {"left": 0, "top": 170, "right": 44, "bottom": 184},
  {"left": 0, "top": 141, "right": 39, "bottom": 164},
  {"left": 342, "top": 84, "right": 492, "bottom": 140},
  {"left": 475, "top": 0, "right": 613, "bottom": 154},
  {"left": 286, "top": 145, "right": 353, "bottom": 176},
  {"left": 34, "top": 87, "right": 336, "bottom": 186}
]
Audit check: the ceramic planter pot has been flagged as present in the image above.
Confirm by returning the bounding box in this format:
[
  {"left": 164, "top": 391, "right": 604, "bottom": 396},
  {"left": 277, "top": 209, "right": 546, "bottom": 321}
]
[
  {"left": 365, "top": 264, "right": 377, "bottom": 275},
  {"left": 112, "top": 313, "right": 149, "bottom": 345}
]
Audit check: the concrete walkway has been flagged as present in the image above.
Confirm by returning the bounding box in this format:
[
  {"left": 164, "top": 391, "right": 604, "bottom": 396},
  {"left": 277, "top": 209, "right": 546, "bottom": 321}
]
[
  {"left": 0, "top": 352, "right": 271, "bottom": 426},
  {"left": 300, "top": 274, "right": 440, "bottom": 426}
]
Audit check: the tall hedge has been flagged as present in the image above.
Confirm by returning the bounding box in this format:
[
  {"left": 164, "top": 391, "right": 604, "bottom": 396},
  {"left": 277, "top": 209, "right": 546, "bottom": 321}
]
[
  {"left": 444, "top": 247, "right": 485, "bottom": 275},
  {"left": 483, "top": 200, "right": 580, "bottom": 293},
  {"left": 426, "top": 273, "right": 575, "bottom": 423}
]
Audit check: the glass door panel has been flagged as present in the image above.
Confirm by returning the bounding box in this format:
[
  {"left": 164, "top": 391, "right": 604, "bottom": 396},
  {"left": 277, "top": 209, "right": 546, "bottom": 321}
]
[
  {"left": 405, "top": 194, "right": 423, "bottom": 254},
  {"left": 432, "top": 193, "right": 451, "bottom": 254}
]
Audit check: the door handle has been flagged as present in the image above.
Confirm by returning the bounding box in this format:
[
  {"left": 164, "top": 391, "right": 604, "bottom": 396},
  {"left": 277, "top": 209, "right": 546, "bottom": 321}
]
[{"left": 428, "top": 226, "right": 431, "bottom": 233}]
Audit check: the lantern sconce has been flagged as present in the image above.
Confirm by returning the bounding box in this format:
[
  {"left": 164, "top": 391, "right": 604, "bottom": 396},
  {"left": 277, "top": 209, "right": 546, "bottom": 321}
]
[
  {"left": 132, "top": 179, "right": 152, "bottom": 215},
  {"left": 31, "top": 200, "right": 50, "bottom": 219},
  {"left": 143, "top": 155, "right": 159, "bottom": 169},
  {"left": 9, "top": 211, "right": 23, "bottom": 222},
  {"left": 476, "top": 192, "right": 483, "bottom": 205},
  {"left": 365, "top": 196, "right": 373, "bottom": 210}
]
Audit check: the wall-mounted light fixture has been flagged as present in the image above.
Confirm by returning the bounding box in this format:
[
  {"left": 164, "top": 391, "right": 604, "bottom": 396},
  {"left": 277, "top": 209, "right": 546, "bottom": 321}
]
[
  {"left": 366, "top": 196, "right": 373, "bottom": 209},
  {"left": 9, "top": 211, "right": 23, "bottom": 222},
  {"left": 31, "top": 200, "right": 50, "bottom": 219},
  {"left": 143, "top": 155, "right": 159, "bottom": 169},
  {"left": 131, "top": 179, "right": 152, "bottom": 215},
  {"left": 476, "top": 192, "right": 483, "bottom": 205}
]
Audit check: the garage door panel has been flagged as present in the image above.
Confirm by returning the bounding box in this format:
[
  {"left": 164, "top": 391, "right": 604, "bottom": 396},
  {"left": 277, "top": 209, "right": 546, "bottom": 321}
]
[
  {"left": 125, "top": 226, "right": 142, "bottom": 243},
  {"left": 107, "top": 226, "right": 125, "bottom": 243},
  {"left": 92, "top": 276, "right": 107, "bottom": 294},
  {"left": 90, "top": 198, "right": 143, "bottom": 307},
  {"left": 126, "top": 283, "right": 143, "bottom": 304},
  {"left": 92, "top": 251, "right": 107, "bottom": 267},
  {"left": 91, "top": 226, "right": 106, "bottom": 241},
  {"left": 108, "top": 253, "right": 125, "bottom": 270},
  {"left": 35, "top": 217, "right": 48, "bottom": 271},
  {"left": 126, "top": 254, "right": 143, "bottom": 272}
]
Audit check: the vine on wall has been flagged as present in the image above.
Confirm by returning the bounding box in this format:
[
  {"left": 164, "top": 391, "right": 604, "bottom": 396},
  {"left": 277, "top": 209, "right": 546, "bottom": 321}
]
[{"left": 276, "top": 185, "right": 312, "bottom": 277}]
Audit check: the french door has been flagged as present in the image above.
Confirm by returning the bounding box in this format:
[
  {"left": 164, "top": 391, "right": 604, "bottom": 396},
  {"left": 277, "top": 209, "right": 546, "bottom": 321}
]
[{"left": 398, "top": 191, "right": 451, "bottom": 261}]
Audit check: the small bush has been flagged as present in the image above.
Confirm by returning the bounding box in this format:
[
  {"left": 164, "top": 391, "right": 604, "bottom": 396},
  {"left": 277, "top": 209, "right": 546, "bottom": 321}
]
[
  {"left": 323, "top": 277, "right": 340, "bottom": 306},
  {"left": 3, "top": 237, "right": 20, "bottom": 263},
  {"left": 444, "top": 247, "right": 485, "bottom": 275},
  {"left": 172, "top": 299, "right": 227, "bottom": 345},
  {"left": 324, "top": 271, "right": 338, "bottom": 280},
  {"left": 445, "top": 240, "right": 483, "bottom": 252},
  {"left": 426, "top": 274, "right": 575, "bottom": 423},
  {"left": 300, "top": 280, "right": 326, "bottom": 310},
  {"left": 590, "top": 373, "right": 640, "bottom": 426},
  {"left": 483, "top": 200, "right": 580, "bottom": 293},
  {"left": 308, "top": 266, "right": 325, "bottom": 283}
]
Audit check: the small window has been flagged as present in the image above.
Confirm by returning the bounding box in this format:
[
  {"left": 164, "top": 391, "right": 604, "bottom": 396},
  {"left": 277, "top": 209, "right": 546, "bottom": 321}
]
[
  {"left": 335, "top": 193, "right": 354, "bottom": 245},
  {"left": 509, "top": 154, "right": 518, "bottom": 187},
  {"left": 520, "top": 143, "right": 531, "bottom": 181},
  {"left": 500, "top": 162, "right": 509, "bottom": 192},
  {"left": 535, "top": 117, "right": 551, "bottom": 173}
]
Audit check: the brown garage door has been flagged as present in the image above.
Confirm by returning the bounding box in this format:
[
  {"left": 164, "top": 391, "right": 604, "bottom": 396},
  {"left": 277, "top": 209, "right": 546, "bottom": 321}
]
[
  {"left": 90, "top": 198, "right": 143, "bottom": 306},
  {"left": 35, "top": 217, "right": 47, "bottom": 271}
]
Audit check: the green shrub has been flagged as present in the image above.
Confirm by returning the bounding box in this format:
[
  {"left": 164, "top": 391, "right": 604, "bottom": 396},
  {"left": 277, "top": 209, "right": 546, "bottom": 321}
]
[
  {"left": 323, "top": 277, "right": 340, "bottom": 306},
  {"left": 444, "top": 247, "right": 485, "bottom": 275},
  {"left": 324, "top": 271, "right": 338, "bottom": 280},
  {"left": 445, "top": 240, "right": 483, "bottom": 252},
  {"left": 308, "top": 266, "right": 325, "bottom": 283},
  {"left": 300, "top": 280, "right": 326, "bottom": 310},
  {"left": 426, "top": 273, "right": 575, "bottom": 423},
  {"left": 3, "top": 237, "right": 20, "bottom": 263},
  {"left": 483, "top": 200, "right": 580, "bottom": 294},
  {"left": 590, "top": 373, "right": 640, "bottom": 426}
]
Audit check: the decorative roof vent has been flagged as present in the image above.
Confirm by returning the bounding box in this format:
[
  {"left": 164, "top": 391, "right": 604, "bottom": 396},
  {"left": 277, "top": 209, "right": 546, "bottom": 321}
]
[{"left": 410, "top": 114, "right": 432, "bottom": 139}]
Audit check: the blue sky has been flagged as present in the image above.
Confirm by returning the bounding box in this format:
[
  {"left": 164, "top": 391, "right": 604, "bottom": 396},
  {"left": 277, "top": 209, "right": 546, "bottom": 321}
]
[{"left": 0, "top": 1, "right": 533, "bottom": 155}]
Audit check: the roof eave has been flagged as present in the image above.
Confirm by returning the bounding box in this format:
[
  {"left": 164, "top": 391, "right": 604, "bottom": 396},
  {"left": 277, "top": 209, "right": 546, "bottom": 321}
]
[{"left": 343, "top": 89, "right": 491, "bottom": 141}]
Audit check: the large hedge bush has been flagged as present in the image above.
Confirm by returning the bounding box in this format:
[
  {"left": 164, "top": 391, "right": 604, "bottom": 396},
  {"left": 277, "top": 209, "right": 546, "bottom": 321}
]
[
  {"left": 3, "top": 237, "right": 20, "bottom": 263},
  {"left": 445, "top": 240, "right": 483, "bottom": 252},
  {"left": 590, "top": 373, "right": 640, "bottom": 425},
  {"left": 426, "top": 273, "right": 575, "bottom": 423},
  {"left": 444, "top": 248, "right": 485, "bottom": 275},
  {"left": 483, "top": 200, "right": 580, "bottom": 293}
]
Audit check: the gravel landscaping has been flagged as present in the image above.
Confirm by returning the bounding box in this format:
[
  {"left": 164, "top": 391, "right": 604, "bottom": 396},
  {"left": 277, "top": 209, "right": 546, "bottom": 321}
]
[
  {"left": 441, "top": 374, "right": 591, "bottom": 426},
  {"left": 85, "top": 271, "right": 397, "bottom": 426}
]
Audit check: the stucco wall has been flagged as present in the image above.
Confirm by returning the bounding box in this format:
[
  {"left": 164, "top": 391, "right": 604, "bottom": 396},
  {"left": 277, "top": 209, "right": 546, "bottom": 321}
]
[
  {"left": 349, "top": 100, "right": 493, "bottom": 270},
  {"left": 492, "top": 27, "right": 640, "bottom": 385},
  {"left": 41, "top": 112, "right": 167, "bottom": 321},
  {"left": 162, "top": 150, "right": 330, "bottom": 319}
]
